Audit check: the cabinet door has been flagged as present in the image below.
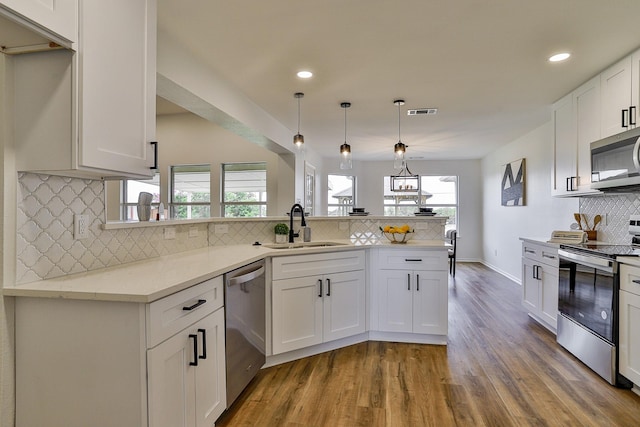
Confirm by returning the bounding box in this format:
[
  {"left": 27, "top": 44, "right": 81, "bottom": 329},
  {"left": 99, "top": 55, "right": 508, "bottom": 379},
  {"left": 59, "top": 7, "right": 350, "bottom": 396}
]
[
  {"left": 194, "top": 310, "right": 226, "bottom": 427},
  {"left": 378, "top": 270, "right": 413, "bottom": 333},
  {"left": 412, "top": 270, "right": 448, "bottom": 335},
  {"left": 147, "top": 327, "right": 197, "bottom": 427},
  {"left": 539, "top": 263, "right": 559, "bottom": 330},
  {"left": 574, "top": 76, "right": 601, "bottom": 192},
  {"left": 323, "top": 270, "right": 366, "bottom": 342},
  {"left": 272, "top": 276, "right": 323, "bottom": 354},
  {"left": 0, "top": 0, "right": 77, "bottom": 42},
  {"left": 601, "top": 56, "right": 632, "bottom": 138},
  {"left": 522, "top": 258, "right": 540, "bottom": 313},
  {"left": 78, "top": 0, "right": 156, "bottom": 177},
  {"left": 551, "top": 93, "right": 577, "bottom": 196},
  {"left": 631, "top": 49, "right": 640, "bottom": 126},
  {"left": 619, "top": 290, "right": 640, "bottom": 385}
]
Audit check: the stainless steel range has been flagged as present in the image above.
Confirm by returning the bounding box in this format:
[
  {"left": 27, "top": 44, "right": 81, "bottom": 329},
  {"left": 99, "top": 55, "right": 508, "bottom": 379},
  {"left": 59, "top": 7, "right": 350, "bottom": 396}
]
[{"left": 557, "top": 221, "right": 640, "bottom": 388}]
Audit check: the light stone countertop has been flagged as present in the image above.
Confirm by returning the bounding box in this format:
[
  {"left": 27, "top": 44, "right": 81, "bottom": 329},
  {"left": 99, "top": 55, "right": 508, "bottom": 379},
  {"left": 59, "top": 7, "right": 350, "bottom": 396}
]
[{"left": 3, "top": 239, "right": 450, "bottom": 303}]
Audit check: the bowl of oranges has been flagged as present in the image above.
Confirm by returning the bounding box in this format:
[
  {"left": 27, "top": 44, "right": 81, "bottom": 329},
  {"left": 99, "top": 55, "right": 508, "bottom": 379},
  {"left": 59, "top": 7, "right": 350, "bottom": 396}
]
[{"left": 380, "top": 224, "right": 414, "bottom": 244}]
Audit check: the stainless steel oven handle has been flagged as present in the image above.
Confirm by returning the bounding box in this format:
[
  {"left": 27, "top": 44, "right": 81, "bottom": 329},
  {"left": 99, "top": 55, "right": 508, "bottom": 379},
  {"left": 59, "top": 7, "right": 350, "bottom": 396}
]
[
  {"left": 227, "top": 265, "right": 265, "bottom": 287},
  {"left": 558, "top": 249, "right": 614, "bottom": 273}
]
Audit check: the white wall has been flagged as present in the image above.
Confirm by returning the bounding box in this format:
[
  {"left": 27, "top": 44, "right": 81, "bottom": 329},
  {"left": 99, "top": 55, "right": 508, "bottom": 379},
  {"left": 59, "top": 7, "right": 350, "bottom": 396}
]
[
  {"left": 481, "top": 121, "right": 578, "bottom": 281},
  {"left": 108, "top": 113, "right": 296, "bottom": 219},
  {"left": 326, "top": 159, "right": 484, "bottom": 262}
]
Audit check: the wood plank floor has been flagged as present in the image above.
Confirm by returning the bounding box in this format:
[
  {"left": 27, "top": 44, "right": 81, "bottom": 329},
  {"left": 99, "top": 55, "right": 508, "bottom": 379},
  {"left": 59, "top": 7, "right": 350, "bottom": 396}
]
[{"left": 216, "top": 263, "right": 640, "bottom": 426}]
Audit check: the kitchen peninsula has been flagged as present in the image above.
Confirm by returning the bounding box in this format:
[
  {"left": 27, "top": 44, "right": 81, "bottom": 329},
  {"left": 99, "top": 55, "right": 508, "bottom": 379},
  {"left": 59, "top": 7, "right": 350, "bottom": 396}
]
[{"left": 5, "top": 216, "right": 451, "bottom": 427}]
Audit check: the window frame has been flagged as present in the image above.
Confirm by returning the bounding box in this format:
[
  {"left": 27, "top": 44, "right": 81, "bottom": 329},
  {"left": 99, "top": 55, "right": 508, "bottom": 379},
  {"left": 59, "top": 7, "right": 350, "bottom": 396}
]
[
  {"left": 327, "top": 174, "right": 356, "bottom": 216},
  {"left": 221, "top": 162, "right": 268, "bottom": 218},
  {"left": 170, "top": 164, "right": 212, "bottom": 219},
  {"left": 121, "top": 173, "right": 160, "bottom": 221}
]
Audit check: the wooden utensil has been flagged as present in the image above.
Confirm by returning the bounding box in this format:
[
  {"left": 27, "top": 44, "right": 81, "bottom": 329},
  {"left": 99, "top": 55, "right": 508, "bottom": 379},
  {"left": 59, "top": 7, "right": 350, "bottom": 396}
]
[
  {"left": 582, "top": 213, "right": 589, "bottom": 230},
  {"left": 574, "top": 213, "right": 583, "bottom": 230},
  {"left": 593, "top": 214, "right": 602, "bottom": 230}
]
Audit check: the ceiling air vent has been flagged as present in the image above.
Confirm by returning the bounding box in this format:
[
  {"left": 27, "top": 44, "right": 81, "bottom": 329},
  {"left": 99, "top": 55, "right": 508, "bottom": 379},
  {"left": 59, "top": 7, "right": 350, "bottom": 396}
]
[{"left": 407, "top": 108, "right": 438, "bottom": 116}]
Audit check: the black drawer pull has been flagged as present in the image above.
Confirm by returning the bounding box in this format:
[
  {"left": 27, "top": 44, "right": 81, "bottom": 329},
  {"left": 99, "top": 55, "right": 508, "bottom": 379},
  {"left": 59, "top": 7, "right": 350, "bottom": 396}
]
[
  {"left": 405, "top": 258, "right": 422, "bottom": 262},
  {"left": 189, "top": 334, "right": 198, "bottom": 366},
  {"left": 182, "top": 299, "right": 207, "bottom": 311},
  {"left": 198, "top": 328, "right": 207, "bottom": 360},
  {"left": 632, "top": 279, "right": 640, "bottom": 285}
]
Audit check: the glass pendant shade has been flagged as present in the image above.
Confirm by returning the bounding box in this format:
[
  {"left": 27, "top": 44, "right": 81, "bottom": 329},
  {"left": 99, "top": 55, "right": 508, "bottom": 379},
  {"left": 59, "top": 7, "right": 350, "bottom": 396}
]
[
  {"left": 340, "top": 143, "right": 352, "bottom": 169},
  {"left": 293, "top": 133, "right": 304, "bottom": 147},
  {"left": 394, "top": 141, "right": 406, "bottom": 169}
]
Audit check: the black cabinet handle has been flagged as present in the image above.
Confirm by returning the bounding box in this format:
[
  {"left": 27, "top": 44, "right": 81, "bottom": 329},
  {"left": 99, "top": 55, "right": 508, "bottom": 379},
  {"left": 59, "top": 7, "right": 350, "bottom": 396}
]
[
  {"left": 198, "top": 328, "right": 207, "bottom": 360},
  {"left": 318, "top": 279, "right": 323, "bottom": 297},
  {"left": 631, "top": 106, "right": 637, "bottom": 126},
  {"left": 150, "top": 141, "right": 158, "bottom": 170},
  {"left": 632, "top": 279, "right": 640, "bottom": 285},
  {"left": 189, "top": 334, "right": 198, "bottom": 366},
  {"left": 326, "top": 278, "right": 331, "bottom": 296},
  {"left": 622, "top": 109, "right": 629, "bottom": 128},
  {"left": 405, "top": 259, "right": 422, "bottom": 262},
  {"left": 183, "top": 299, "right": 207, "bottom": 311},
  {"left": 407, "top": 273, "right": 411, "bottom": 291},
  {"left": 416, "top": 274, "right": 420, "bottom": 291}
]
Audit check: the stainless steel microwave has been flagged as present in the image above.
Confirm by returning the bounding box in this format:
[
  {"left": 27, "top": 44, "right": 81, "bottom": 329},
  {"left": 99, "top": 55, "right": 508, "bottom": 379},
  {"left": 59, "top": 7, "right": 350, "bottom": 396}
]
[{"left": 591, "top": 127, "right": 640, "bottom": 191}]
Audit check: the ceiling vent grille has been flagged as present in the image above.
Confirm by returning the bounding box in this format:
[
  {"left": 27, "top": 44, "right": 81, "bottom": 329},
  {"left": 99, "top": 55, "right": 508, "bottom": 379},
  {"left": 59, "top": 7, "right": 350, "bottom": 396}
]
[{"left": 407, "top": 108, "right": 438, "bottom": 116}]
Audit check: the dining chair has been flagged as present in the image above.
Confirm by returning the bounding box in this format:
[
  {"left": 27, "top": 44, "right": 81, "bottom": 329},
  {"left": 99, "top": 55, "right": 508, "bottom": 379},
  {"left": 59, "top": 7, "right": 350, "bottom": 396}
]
[{"left": 446, "top": 229, "right": 457, "bottom": 277}]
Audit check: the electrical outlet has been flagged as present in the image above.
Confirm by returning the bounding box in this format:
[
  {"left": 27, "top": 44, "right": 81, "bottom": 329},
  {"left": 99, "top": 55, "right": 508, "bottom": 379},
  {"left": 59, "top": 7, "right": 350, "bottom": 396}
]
[
  {"left": 214, "top": 224, "right": 229, "bottom": 234},
  {"left": 164, "top": 227, "right": 176, "bottom": 240},
  {"left": 74, "top": 214, "right": 89, "bottom": 240},
  {"left": 188, "top": 227, "right": 199, "bottom": 238}
]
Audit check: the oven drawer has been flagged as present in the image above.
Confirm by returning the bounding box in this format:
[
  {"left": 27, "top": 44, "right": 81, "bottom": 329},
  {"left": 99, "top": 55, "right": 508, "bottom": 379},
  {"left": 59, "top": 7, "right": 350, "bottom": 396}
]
[
  {"left": 522, "top": 242, "right": 559, "bottom": 267},
  {"left": 619, "top": 264, "right": 640, "bottom": 296}
]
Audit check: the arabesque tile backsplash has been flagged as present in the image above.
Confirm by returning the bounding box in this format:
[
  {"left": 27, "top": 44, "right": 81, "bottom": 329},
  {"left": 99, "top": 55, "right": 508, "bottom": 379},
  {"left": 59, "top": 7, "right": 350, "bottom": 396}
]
[
  {"left": 16, "top": 173, "right": 446, "bottom": 284},
  {"left": 580, "top": 194, "right": 640, "bottom": 243}
]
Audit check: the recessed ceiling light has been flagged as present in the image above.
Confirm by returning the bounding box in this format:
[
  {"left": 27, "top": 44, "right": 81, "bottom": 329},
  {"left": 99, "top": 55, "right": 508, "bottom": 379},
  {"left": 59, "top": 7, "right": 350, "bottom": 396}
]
[
  {"left": 297, "top": 70, "right": 313, "bottom": 79},
  {"left": 549, "top": 53, "right": 571, "bottom": 62}
]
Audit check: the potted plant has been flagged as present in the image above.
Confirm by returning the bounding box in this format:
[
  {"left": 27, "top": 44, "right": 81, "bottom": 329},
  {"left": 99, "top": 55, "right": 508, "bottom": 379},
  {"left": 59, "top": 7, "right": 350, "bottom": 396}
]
[{"left": 274, "top": 223, "right": 289, "bottom": 243}]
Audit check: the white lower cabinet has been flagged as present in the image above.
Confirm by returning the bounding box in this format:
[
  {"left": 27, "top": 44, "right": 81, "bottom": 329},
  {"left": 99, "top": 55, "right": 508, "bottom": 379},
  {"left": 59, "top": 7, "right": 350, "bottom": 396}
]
[
  {"left": 148, "top": 309, "right": 226, "bottom": 427},
  {"left": 271, "top": 251, "right": 366, "bottom": 355},
  {"left": 375, "top": 248, "right": 448, "bottom": 336},
  {"left": 618, "top": 264, "right": 640, "bottom": 386},
  {"left": 521, "top": 241, "right": 559, "bottom": 331},
  {"left": 15, "top": 276, "right": 226, "bottom": 427}
]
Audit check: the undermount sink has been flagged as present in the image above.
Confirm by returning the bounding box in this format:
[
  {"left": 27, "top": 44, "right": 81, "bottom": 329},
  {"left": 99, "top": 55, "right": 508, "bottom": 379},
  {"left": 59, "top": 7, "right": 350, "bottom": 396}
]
[{"left": 263, "top": 241, "right": 348, "bottom": 250}]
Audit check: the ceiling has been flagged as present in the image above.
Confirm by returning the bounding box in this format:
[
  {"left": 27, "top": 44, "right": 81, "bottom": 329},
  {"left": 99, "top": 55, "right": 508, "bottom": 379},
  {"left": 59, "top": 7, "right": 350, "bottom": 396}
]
[{"left": 157, "top": 0, "right": 640, "bottom": 161}]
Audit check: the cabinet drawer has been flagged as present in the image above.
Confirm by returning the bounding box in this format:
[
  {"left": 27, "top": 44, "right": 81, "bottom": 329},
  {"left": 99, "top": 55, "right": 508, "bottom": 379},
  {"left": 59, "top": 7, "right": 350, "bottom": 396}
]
[
  {"left": 146, "top": 276, "right": 223, "bottom": 348},
  {"left": 522, "top": 242, "right": 559, "bottom": 267},
  {"left": 272, "top": 250, "right": 365, "bottom": 280},
  {"left": 620, "top": 264, "right": 640, "bottom": 296},
  {"left": 377, "top": 249, "right": 447, "bottom": 270}
]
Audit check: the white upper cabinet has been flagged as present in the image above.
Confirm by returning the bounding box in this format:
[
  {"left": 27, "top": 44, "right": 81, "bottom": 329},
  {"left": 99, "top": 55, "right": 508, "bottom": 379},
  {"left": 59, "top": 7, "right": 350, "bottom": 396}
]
[
  {"left": 551, "top": 76, "right": 602, "bottom": 197},
  {"left": 13, "top": 0, "right": 157, "bottom": 179},
  {"left": 600, "top": 52, "right": 640, "bottom": 138},
  {"left": 0, "top": 0, "right": 77, "bottom": 43}
]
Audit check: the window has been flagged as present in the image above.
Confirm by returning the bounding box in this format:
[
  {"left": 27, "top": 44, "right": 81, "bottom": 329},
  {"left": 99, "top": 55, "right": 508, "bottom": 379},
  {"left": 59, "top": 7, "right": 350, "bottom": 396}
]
[
  {"left": 384, "top": 175, "right": 458, "bottom": 230},
  {"left": 122, "top": 174, "right": 160, "bottom": 220},
  {"left": 170, "top": 165, "right": 211, "bottom": 219},
  {"left": 221, "top": 162, "right": 267, "bottom": 217},
  {"left": 328, "top": 174, "right": 355, "bottom": 216}
]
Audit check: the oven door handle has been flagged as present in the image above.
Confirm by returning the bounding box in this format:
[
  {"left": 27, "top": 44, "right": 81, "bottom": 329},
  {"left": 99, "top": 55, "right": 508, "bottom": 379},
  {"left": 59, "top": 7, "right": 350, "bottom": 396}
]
[{"left": 558, "top": 249, "right": 614, "bottom": 273}]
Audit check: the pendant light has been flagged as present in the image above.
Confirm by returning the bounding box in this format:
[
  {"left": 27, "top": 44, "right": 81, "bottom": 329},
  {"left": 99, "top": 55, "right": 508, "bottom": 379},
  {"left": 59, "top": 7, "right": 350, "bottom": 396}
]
[
  {"left": 390, "top": 99, "right": 420, "bottom": 193},
  {"left": 293, "top": 92, "right": 304, "bottom": 149},
  {"left": 339, "top": 102, "right": 352, "bottom": 170},
  {"left": 393, "top": 99, "right": 406, "bottom": 169}
]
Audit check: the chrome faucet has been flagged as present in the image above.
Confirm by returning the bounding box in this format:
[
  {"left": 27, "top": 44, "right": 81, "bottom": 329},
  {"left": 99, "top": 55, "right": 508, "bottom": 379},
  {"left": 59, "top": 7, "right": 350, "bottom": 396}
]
[{"left": 289, "top": 203, "right": 307, "bottom": 243}]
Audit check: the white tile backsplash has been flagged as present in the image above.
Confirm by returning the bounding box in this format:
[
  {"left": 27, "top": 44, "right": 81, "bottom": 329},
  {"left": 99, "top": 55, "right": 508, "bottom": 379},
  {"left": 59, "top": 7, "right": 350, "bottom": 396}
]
[
  {"left": 16, "top": 173, "right": 448, "bottom": 284},
  {"left": 580, "top": 194, "right": 640, "bottom": 243}
]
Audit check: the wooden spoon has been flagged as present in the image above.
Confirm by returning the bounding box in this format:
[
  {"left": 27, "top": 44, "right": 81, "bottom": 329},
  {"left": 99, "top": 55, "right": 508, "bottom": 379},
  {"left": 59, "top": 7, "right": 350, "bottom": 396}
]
[
  {"left": 593, "top": 214, "right": 602, "bottom": 230},
  {"left": 574, "top": 213, "right": 583, "bottom": 230}
]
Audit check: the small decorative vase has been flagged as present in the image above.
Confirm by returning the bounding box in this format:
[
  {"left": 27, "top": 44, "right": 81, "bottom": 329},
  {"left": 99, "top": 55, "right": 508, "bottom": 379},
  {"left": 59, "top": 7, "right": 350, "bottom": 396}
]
[
  {"left": 137, "top": 203, "right": 151, "bottom": 221},
  {"left": 275, "top": 234, "right": 287, "bottom": 243}
]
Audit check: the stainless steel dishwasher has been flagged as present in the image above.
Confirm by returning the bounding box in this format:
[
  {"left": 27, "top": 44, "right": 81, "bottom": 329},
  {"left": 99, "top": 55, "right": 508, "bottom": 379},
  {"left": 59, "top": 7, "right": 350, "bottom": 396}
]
[{"left": 224, "top": 259, "right": 266, "bottom": 407}]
